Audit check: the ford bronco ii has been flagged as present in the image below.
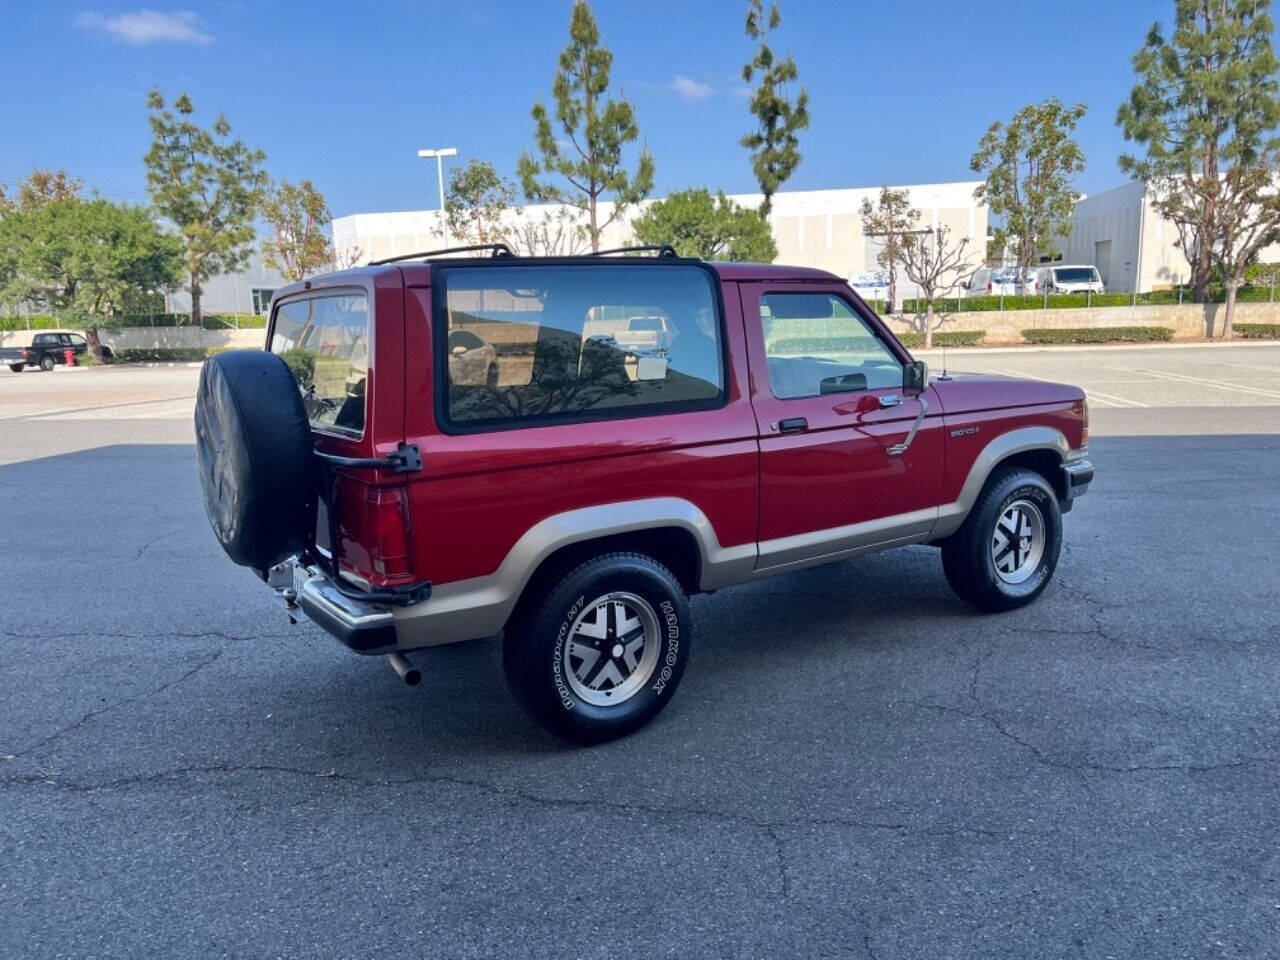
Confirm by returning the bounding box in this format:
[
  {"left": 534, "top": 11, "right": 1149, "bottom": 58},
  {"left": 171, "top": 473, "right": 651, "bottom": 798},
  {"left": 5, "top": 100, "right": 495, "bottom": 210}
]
[{"left": 195, "top": 244, "right": 1092, "bottom": 743}]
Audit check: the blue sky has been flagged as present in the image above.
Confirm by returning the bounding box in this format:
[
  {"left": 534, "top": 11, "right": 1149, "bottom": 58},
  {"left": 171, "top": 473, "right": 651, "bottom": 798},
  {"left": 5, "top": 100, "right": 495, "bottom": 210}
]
[{"left": 4, "top": 1, "right": 1276, "bottom": 217}]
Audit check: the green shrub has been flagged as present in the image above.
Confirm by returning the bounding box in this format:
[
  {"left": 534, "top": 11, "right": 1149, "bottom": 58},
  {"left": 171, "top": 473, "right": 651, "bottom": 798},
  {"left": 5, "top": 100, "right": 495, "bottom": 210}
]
[
  {"left": 1234, "top": 323, "right": 1280, "bottom": 339},
  {"left": 897, "top": 330, "right": 986, "bottom": 348},
  {"left": 0, "top": 315, "right": 58, "bottom": 331},
  {"left": 201, "top": 314, "right": 266, "bottom": 330},
  {"left": 279, "top": 348, "right": 318, "bottom": 383},
  {"left": 74, "top": 351, "right": 99, "bottom": 366},
  {"left": 895, "top": 290, "right": 1199, "bottom": 313},
  {"left": 116, "top": 312, "right": 267, "bottom": 329},
  {"left": 117, "top": 347, "right": 221, "bottom": 362},
  {"left": 1020, "top": 326, "right": 1173, "bottom": 344}
]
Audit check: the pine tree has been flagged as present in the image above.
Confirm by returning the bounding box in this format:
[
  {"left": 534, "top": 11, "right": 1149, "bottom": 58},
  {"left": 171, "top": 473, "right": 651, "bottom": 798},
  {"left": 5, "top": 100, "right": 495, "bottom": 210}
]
[
  {"left": 1118, "top": 0, "right": 1280, "bottom": 334},
  {"left": 740, "top": 0, "right": 809, "bottom": 217},
  {"left": 144, "top": 90, "right": 266, "bottom": 324},
  {"left": 517, "top": 1, "right": 654, "bottom": 252}
]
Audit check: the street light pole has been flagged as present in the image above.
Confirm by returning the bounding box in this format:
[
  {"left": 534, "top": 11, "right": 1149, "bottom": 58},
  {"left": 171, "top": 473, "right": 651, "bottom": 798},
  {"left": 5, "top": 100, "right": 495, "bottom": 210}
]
[{"left": 417, "top": 147, "right": 459, "bottom": 246}]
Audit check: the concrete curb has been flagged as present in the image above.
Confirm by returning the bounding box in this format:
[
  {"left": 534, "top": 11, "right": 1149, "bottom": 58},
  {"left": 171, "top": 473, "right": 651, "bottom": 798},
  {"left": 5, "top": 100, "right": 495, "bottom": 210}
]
[{"left": 912, "top": 339, "right": 1280, "bottom": 357}]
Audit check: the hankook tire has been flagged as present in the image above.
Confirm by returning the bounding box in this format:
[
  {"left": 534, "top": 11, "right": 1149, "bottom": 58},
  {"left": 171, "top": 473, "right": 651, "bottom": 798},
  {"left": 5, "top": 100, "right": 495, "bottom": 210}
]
[
  {"left": 504, "top": 552, "right": 692, "bottom": 743},
  {"left": 941, "top": 466, "right": 1062, "bottom": 612}
]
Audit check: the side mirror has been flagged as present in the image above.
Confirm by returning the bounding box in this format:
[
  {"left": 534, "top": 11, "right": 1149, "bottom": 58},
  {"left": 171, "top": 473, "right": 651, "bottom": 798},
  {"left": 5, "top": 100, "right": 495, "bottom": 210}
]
[{"left": 904, "top": 360, "right": 928, "bottom": 393}]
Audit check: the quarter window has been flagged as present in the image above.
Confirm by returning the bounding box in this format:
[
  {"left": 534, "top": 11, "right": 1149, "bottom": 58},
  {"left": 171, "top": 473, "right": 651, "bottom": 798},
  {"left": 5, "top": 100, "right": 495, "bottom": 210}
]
[
  {"left": 270, "top": 292, "right": 369, "bottom": 434},
  {"left": 439, "top": 264, "right": 724, "bottom": 429},
  {"left": 760, "top": 293, "right": 903, "bottom": 399}
]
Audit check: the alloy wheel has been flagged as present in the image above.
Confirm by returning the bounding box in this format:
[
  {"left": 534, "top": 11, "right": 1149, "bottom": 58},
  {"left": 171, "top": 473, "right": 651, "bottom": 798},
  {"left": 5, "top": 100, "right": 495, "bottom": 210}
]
[{"left": 563, "top": 591, "right": 662, "bottom": 706}]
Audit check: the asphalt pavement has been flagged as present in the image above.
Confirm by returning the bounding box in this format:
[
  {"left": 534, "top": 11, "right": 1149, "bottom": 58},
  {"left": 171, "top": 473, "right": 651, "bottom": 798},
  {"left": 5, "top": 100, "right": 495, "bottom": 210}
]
[{"left": 2, "top": 344, "right": 1279, "bottom": 959}]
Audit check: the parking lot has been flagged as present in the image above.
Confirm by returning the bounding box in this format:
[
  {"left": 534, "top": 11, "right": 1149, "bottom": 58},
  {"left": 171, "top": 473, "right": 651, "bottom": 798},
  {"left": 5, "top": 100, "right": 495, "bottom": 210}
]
[{"left": 3, "top": 342, "right": 1279, "bottom": 959}]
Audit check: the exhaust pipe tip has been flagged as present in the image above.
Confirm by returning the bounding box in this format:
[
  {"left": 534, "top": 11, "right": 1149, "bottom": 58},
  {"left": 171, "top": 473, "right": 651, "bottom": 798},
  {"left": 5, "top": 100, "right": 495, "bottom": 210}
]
[{"left": 386, "top": 652, "right": 422, "bottom": 687}]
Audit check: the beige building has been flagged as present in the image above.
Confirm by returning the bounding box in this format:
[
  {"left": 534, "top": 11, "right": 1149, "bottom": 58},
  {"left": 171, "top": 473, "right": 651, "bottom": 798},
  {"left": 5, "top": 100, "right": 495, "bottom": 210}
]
[{"left": 331, "top": 180, "right": 988, "bottom": 297}]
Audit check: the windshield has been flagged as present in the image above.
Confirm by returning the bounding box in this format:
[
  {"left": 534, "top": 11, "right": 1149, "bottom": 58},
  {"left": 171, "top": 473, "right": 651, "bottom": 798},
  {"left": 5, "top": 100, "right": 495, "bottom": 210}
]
[
  {"left": 992, "top": 270, "right": 1033, "bottom": 283},
  {"left": 1055, "top": 267, "right": 1099, "bottom": 283}
]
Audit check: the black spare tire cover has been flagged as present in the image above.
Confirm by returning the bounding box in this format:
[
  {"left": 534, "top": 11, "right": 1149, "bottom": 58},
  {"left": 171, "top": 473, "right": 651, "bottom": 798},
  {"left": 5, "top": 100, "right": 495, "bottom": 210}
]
[{"left": 195, "top": 350, "right": 316, "bottom": 570}]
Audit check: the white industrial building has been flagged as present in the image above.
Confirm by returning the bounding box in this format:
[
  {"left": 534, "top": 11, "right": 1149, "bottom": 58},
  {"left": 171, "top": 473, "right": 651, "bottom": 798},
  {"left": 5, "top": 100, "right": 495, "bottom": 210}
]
[
  {"left": 165, "top": 244, "right": 286, "bottom": 316},
  {"left": 331, "top": 180, "right": 990, "bottom": 297},
  {"left": 1060, "top": 180, "right": 1280, "bottom": 293}
]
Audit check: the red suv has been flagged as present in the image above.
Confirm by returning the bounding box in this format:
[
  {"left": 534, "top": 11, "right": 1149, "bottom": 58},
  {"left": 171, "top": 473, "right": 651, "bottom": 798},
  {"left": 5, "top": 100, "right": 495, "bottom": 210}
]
[{"left": 195, "top": 245, "right": 1092, "bottom": 742}]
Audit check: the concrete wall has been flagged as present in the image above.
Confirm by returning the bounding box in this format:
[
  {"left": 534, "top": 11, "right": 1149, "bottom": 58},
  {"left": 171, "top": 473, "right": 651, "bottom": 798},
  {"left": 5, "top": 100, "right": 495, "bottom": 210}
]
[{"left": 881, "top": 301, "right": 1280, "bottom": 344}]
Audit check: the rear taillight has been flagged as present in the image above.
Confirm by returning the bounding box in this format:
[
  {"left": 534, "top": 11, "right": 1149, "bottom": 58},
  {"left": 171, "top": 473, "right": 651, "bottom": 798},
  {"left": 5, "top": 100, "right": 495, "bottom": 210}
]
[
  {"left": 987, "top": 283, "right": 992, "bottom": 293},
  {"left": 365, "top": 485, "right": 413, "bottom": 579},
  {"left": 319, "top": 476, "right": 413, "bottom": 582},
  {"left": 21, "top": 349, "right": 29, "bottom": 359}
]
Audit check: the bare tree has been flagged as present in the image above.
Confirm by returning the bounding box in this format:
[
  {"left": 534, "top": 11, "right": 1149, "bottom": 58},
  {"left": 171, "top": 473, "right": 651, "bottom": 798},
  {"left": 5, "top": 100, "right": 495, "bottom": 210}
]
[
  {"left": 860, "top": 186, "right": 919, "bottom": 313},
  {"left": 510, "top": 207, "right": 589, "bottom": 256},
  {"left": 900, "top": 225, "right": 972, "bottom": 348},
  {"left": 1206, "top": 164, "right": 1280, "bottom": 336},
  {"left": 332, "top": 243, "right": 366, "bottom": 271}
]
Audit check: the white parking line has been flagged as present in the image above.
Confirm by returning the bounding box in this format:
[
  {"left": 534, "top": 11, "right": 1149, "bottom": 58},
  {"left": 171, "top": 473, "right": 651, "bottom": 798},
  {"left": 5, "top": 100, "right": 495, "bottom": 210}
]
[
  {"left": 1210, "top": 361, "right": 1280, "bottom": 375},
  {"left": 1133, "top": 367, "right": 1280, "bottom": 400},
  {"left": 992, "top": 368, "right": 1147, "bottom": 408}
]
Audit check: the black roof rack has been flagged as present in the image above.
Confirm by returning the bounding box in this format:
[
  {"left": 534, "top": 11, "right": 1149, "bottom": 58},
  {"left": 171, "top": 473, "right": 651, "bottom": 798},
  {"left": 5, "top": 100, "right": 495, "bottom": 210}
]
[
  {"left": 588, "top": 245, "right": 680, "bottom": 258},
  {"left": 370, "top": 242, "right": 515, "bottom": 265}
]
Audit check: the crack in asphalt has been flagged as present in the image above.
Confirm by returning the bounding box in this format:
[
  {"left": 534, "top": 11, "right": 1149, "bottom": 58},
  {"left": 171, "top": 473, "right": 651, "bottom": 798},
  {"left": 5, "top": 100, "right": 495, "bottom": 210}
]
[
  {"left": 0, "top": 760, "right": 1003, "bottom": 883},
  {"left": 913, "top": 699, "right": 1276, "bottom": 776},
  {"left": 0, "top": 628, "right": 297, "bottom": 644},
  {"left": 914, "top": 626, "right": 1275, "bottom": 778},
  {"left": 1046, "top": 576, "right": 1179, "bottom": 653},
  {"left": 131, "top": 531, "right": 175, "bottom": 562},
  {"left": 4, "top": 648, "right": 224, "bottom": 760}
]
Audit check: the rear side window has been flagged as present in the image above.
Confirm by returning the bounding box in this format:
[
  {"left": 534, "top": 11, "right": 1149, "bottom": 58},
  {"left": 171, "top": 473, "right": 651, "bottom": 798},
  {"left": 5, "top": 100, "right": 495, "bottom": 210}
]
[
  {"left": 270, "top": 292, "right": 369, "bottom": 434},
  {"left": 437, "top": 264, "right": 724, "bottom": 430}
]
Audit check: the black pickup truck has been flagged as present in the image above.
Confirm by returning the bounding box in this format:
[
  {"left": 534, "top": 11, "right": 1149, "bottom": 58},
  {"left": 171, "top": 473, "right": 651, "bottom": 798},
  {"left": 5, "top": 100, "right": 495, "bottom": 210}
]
[{"left": 1, "top": 330, "right": 101, "bottom": 372}]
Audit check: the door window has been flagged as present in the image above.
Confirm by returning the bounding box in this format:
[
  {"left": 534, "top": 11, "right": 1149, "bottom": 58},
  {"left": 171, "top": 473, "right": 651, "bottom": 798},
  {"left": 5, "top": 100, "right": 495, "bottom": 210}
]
[{"left": 760, "top": 293, "right": 902, "bottom": 399}]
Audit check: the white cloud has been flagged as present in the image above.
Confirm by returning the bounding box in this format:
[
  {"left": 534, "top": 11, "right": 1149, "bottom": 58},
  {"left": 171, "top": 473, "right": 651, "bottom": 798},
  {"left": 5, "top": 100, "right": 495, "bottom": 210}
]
[
  {"left": 74, "top": 9, "right": 214, "bottom": 45},
  {"left": 668, "top": 75, "right": 714, "bottom": 102}
]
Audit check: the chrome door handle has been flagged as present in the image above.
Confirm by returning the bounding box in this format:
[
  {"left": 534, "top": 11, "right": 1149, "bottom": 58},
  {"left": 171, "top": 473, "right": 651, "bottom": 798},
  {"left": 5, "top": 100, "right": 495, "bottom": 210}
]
[
  {"left": 888, "top": 395, "right": 928, "bottom": 456},
  {"left": 878, "top": 394, "right": 903, "bottom": 408}
]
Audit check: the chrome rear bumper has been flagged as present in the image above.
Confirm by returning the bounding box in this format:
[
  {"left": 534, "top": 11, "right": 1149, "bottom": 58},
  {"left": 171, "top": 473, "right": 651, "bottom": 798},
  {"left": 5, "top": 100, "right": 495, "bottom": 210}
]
[{"left": 268, "top": 559, "right": 400, "bottom": 653}]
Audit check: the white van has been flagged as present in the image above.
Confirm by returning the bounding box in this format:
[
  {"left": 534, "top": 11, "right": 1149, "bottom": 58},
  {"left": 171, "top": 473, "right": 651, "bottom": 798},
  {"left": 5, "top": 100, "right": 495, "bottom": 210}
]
[
  {"left": 967, "top": 266, "right": 1038, "bottom": 296},
  {"left": 1038, "top": 264, "right": 1104, "bottom": 295}
]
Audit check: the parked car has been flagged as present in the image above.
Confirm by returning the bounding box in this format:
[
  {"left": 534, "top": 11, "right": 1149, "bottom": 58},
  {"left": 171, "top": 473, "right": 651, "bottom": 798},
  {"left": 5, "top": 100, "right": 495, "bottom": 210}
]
[
  {"left": 967, "top": 267, "right": 1038, "bottom": 297},
  {"left": 0, "top": 330, "right": 102, "bottom": 372},
  {"left": 848, "top": 270, "right": 891, "bottom": 303},
  {"left": 1038, "top": 264, "right": 1105, "bottom": 295},
  {"left": 193, "top": 246, "right": 1093, "bottom": 743}
]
